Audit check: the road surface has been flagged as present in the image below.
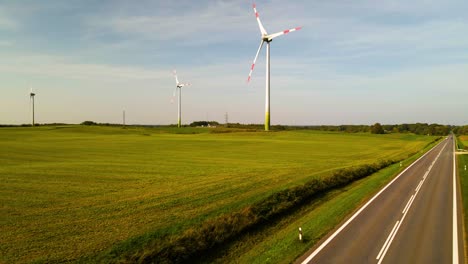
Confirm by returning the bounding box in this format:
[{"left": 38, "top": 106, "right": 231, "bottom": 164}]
[{"left": 298, "top": 136, "right": 465, "bottom": 264}]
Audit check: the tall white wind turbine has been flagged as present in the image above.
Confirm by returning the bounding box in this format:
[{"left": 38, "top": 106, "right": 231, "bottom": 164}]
[
  {"left": 30, "top": 88, "right": 36, "bottom": 126},
  {"left": 247, "top": 3, "right": 301, "bottom": 131},
  {"left": 172, "top": 70, "right": 191, "bottom": 128}
]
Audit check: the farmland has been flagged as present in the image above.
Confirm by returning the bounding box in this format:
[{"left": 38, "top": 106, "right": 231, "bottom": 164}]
[
  {"left": 459, "top": 135, "right": 468, "bottom": 149},
  {"left": 0, "top": 126, "right": 437, "bottom": 263}
]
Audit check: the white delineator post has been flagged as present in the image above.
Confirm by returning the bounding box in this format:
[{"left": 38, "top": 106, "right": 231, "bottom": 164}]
[{"left": 299, "top": 227, "right": 303, "bottom": 241}]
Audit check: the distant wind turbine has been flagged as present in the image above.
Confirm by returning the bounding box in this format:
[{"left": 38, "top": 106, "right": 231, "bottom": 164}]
[
  {"left": 172, "top": 70, "right": 191, "bottom": 128},
  {"left": 30, "top": 88, "right": 36, "bottom": 126},
  {"left": 247, "top": 3, "right": 302, "bottom": 131}
]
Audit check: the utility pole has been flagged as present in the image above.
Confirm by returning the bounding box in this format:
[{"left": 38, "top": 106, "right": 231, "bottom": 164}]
[
  {"left": 123, "top": 109, "right": 126, "bottom": 126},
  {"left": 225, "top": 112, "right": 229, "bottom": 127}
]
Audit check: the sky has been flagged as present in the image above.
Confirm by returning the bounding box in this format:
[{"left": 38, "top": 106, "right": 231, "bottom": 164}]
[{"left": 1, "top": 0, "right": 467, "bottom": 126}]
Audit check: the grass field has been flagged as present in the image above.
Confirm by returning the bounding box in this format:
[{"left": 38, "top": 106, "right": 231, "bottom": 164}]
[
  {"left": 0, "top": 126, "right": 437, "bottom": 263},
  {"left": 459, "top": 135, "right": 468, "bottom": 150},
  {"left": 204, "top": 139, "right": 441, "bottom": 263}
]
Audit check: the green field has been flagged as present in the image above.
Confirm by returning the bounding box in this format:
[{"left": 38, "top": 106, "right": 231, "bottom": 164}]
[
  {"left": 0, "top": 126, "right": 437, "bottom": 263},
  {"left": 458, "top": 145, "right": 468, "bottom": 260},
  {"left": 459, "top": 135, "right": 468, "bottom": 150}
]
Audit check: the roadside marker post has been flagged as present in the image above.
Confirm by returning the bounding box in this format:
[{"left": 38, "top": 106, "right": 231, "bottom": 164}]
[{"left": 299, "top": 227, "right": 303, "bottom": 241}]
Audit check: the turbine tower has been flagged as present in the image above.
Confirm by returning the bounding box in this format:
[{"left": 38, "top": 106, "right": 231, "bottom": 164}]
[
  {"left": 172, "top": 70, "right": 191, "bottom": 128},
  {"left": 30, "top": 88, "right": 36, "bottom": 126},
  {"left": 247, "top": 3, "right": 301, "bottom": 131}
]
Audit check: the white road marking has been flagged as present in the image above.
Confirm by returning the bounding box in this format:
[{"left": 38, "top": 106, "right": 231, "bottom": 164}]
[
  {"left": 300, "top": 139, "right": 447, "bottom": 264},
  {"left": 415, "top": 180, "right": 423, "bottom": 192},
  {"left": 376, "top": 142, "right": 447, "bottom": 264},
  {"left": 376, "top": 221, "right": 399, "bottom": 260},
  {"left": 402, "top": 195, "right": 415, "bottom": 215},
  {"left": 452, "top": 137, "right": 459, "bottom": 264},
  {"left": 423, "top": 170, "right": 429, "bottom": 179}
]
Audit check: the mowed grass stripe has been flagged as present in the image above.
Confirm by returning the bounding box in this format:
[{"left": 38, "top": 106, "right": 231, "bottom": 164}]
[{"left": 0, "top": 126, "right": 435, "bottom": 263}]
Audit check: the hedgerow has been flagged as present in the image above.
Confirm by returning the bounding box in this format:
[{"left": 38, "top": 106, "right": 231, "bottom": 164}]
[{"left": 114, "top": 160, "right": 396, "bottom": 263}]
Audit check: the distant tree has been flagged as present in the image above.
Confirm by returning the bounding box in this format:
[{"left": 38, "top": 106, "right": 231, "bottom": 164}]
[
  {"left": 371, "top": 123, "right": 385, "bottom": 134},
  {"left": 190, "top": 121, "right": 220, "bottom": 127},
  {"left": 81, "top": 121, "right": 97, "bottom": 126}
]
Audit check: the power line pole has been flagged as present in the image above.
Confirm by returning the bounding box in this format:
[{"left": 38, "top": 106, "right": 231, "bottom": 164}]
[{"left": 123, "top": 109, "right": 126, "bottom": 126}]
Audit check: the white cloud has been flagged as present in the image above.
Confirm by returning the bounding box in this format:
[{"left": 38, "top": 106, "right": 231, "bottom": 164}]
[
  {"left": 84, "top": 1, "right": 253, "bottom": 46},
  {"left": 0, "top": 53, "right": 170, "bottom": 81},
  {"left": 335, "top": 19, "right": 468, "bottom": 52}
]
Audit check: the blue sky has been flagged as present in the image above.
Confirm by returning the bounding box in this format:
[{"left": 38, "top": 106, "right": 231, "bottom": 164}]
[{"left": 1, "top": 0, "right": 467, "bottom": 125}]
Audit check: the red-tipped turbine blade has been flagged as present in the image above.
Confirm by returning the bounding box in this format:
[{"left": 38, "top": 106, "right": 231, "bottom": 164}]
[
  {"left": 247, "top": 40, "right": 265, "bottom": 83},
  {"left": 252, "top": 3, "right": 267, "bottom": 35},
  {"left": 268, "top": 26, "right": 302, "bottom": 40}
]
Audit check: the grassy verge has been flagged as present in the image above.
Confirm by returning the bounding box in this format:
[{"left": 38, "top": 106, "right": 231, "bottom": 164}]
[
  {"left": 458, "top": 153, "right": 468, "bottom": 260},
  {"left": 200, "top": 137, "right": 442, "bottom": 263},
  {"left": 456, "top": 135, "right": 468, "bottom": 150},
  {"left": 108, "top": 161, "right": 395, "bottom": 263}
]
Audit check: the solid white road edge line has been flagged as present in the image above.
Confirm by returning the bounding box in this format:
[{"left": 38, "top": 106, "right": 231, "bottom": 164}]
[
  {"left": 300, "top": 139, "right": 447, "bottom": 264},
  {"left": 453, "top": 136, "right": 459, "bottom": 264}
]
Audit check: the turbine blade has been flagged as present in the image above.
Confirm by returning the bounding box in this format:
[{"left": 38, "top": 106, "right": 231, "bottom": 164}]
[
  {"left": 253, "top": 3, "right": 268, "bottom": 35},
  {"left": 179, "top": 83, "right": 191, "bottom": 87},
  {"left": 171, "top": 87, "right": 177, "bottom": 104},
  {"left": 268, "top": 26, "right": 302, "bottom": 40},
  {"left": 247, "top": 40, "right": 264, "bottom": 83},
  {"left": 173, "top": 70, "right": 179, "bottom": 85}
]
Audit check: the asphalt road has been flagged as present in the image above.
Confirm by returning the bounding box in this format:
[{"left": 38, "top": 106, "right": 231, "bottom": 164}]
[{"left": 297, "top": 136, "right": 465, "bottom": 264}]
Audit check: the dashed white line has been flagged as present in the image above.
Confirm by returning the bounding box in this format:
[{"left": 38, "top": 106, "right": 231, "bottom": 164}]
[
  {"left": 300, "top": 139, "right": 447, "bottom": 264},
  {"left": 402, "top": 195, "right": 415, "bottom": 215},
  {"left": 423, "top": 170, "right": 429, "bottom": 179},
  {"left": 415, "top": 180, "right": 423, "bottom": 192},
  {"left": 376, "top": 141, "right": 447, "bottom": 263},
  {"left": 376, "top": 221, "right": 399, "bottom": 260}
]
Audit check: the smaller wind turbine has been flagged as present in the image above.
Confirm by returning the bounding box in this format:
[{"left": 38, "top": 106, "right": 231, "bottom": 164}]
[
  {"left": 172, "top": 70, "right": 191, "bottom": 128},
  {"left": 30, "top": 88, "right": 36, "bottom": 126}
]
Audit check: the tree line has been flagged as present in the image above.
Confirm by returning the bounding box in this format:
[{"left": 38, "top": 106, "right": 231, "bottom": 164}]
[{"left": 1, "top": 122, "right": 467, "bottom": 136}]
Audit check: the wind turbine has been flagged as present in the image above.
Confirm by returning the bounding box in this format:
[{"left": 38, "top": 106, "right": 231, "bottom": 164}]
[
  {"left": 247, "top": 3, "right": 301, "bottom": 131},
  {"left": 172, "top": 70, "right": 191, "bottom": 128},
  {"left": 30, "top": 88, "right": 36, "bottom": 126}
]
